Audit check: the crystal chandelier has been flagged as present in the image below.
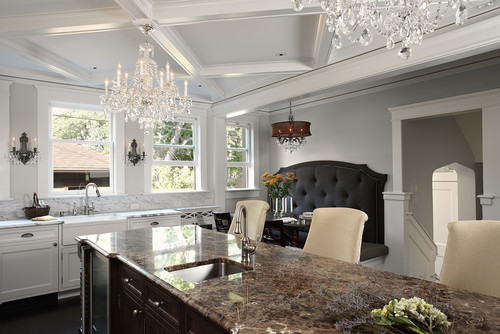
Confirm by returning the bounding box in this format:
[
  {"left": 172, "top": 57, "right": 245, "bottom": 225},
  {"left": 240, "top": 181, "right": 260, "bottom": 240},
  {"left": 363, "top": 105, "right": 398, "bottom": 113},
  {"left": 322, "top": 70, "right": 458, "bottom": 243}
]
[
  {"left": 100, "top": 24, "right": 192, "bottom": 132},
  {"left": 271, "top": 102, "right": 312, "bottom": 153},
  {"left": 291, "top": 0, "right": 496, "bottom": 59}
]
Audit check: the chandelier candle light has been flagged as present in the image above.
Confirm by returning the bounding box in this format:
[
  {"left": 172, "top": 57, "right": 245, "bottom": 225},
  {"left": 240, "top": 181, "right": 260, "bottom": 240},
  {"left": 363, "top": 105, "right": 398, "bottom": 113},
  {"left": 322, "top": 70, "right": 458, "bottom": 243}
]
[
  {"left": 271, "top": 102, "right": 311, "bottom": 153},
  {"left": 101, "top": 24, "right": 192, "bottom": 132},
  {"left": 291, "top": 0, "right": 496, "bottom": 59}
]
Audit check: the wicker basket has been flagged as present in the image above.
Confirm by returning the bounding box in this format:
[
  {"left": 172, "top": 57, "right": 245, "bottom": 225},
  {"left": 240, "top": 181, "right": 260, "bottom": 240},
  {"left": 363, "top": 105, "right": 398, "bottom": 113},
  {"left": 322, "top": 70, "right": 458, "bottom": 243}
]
[
  {"left": 23, "top": 192, "right": 50, "bottom": 219},
  {"left": 24, "top": 206, "right": 51, "bottom": 219}
]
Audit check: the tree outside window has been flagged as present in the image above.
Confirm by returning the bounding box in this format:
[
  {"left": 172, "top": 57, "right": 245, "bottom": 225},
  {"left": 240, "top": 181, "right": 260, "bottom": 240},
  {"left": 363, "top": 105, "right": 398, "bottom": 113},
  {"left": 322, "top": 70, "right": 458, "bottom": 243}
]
[
  {"left": 226, "top": 123, "right": 250, "bottom": 189},
  {"left": 50, "top": 106, "right": 112, "bottom": 193},
  {"left": 152, "top": 119, "right": 197, "bottom": 191}
]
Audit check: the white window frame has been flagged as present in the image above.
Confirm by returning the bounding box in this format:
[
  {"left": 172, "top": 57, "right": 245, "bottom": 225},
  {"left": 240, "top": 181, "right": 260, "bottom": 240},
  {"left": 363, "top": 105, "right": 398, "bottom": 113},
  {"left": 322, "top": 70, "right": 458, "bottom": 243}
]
[
  {"left": 226, "top": 121, "right": 253, "bottom": 190},
  {"left": 36, "top": 84, "right": 124, "bottom": 198},
  {"left": 48, "top": 102, "right": 115, "bottom": 196},
  {"left": 150, "top": 116, "right": 200, "bottom": 192}
]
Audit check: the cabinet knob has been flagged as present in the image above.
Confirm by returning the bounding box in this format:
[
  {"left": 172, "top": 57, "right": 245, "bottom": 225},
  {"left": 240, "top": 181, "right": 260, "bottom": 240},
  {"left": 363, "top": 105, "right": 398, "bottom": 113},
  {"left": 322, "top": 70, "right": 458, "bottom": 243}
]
[
  {"left": 132, "top": 309, "right": 142, "bottom": 317},
  {"left": 153, "top": 301, "right": 163, "bottom": 308},
  {"left": 150, "top": 221, "right": 159, "bottom": 226},
  {"left": 123, "top": 278, "right": 132, "bottom": 284},
  {"left": 53, "top": 242, "right": 58, "bottom": 247}
]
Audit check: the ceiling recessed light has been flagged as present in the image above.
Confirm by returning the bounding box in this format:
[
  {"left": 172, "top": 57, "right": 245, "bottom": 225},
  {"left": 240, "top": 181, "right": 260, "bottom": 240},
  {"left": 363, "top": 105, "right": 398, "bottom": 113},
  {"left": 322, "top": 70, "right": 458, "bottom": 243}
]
[{"left": 275, "top": 52, "right": 286, "bottom": 57}]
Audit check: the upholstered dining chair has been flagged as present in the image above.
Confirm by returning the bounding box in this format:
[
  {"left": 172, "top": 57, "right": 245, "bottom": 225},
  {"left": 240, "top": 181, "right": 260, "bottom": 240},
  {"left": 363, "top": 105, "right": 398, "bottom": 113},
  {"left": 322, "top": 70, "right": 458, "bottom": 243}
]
[
  {"left": 439, "top": 220, "right": 500, "bottom": 298},
  {"left": 303, "top": 207, "right": 368, "bottom": 263},
  {"left": 228, "top": 200, "right": 270, "bottom": 242},
  {"left": 213, "top": 212, "right": 232, "bottom": 233}
]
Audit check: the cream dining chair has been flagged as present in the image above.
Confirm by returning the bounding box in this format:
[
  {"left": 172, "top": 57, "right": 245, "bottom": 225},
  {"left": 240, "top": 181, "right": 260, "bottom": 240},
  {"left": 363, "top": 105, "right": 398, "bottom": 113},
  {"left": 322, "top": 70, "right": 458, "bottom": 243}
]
[
  {"left": 303, "top": 207, "right": 368, "bottom": 263},
  {"left": 439, "top": 220, "right": 500, "bottom": 298},
  {"left": 228, "top": 200, "right": 270, "bottom": 242}
]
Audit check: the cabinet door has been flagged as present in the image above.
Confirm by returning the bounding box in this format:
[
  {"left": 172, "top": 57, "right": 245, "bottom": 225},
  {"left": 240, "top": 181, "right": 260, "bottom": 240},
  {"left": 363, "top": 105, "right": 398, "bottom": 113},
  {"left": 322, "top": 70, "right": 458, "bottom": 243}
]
[
  {"left": 145, "top": 312, "right": 178, "bottom": 334},
  {"left": 60, "top": 245, "right": 81, "bottom": 290},
  {"left": 119, "top": 291, "right": 145, "bottom": 334},
  {"left": 0, "top": 240, "right": 59, "bottom": 303},
  {"left": 185, "top": 308, "right": 226, "bottom": 334}
]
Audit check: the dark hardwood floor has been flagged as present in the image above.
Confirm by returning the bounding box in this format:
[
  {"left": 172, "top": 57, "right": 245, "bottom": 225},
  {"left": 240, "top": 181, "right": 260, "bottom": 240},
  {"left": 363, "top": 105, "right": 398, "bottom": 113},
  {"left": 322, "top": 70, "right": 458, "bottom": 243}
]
[{"left": 0, "top": 294, "right": 81, "bottom": 334}]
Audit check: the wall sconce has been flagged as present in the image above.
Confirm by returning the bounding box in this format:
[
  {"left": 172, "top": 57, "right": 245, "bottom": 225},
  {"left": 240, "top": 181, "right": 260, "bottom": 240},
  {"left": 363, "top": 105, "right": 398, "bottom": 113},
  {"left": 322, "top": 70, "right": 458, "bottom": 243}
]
[
  {"left": 9, "top": 132, "right": 39, "bottom": 165},
  {"left": 126, "top": 139, "right": 146, "bottom": 166}
]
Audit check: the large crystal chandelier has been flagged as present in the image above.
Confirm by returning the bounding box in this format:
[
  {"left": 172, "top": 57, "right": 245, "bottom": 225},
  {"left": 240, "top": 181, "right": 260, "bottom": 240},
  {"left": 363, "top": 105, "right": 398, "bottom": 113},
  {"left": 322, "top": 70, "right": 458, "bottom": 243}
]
[
  {"left": 271, "top": 102, "right": 312, "bottom": 153},
  {"left": 291, "top": 0, "right": 496, "bottom": 59},
  {"left": 100, "top": 24, "right": 192, "bottom": 131}
]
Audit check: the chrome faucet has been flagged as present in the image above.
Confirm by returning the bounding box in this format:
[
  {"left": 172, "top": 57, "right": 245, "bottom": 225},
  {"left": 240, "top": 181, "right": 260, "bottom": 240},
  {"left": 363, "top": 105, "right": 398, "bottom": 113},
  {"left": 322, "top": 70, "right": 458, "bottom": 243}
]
[
  {"left": 233, "top": 205, "right": 258, "bottom": 264},
  {"left": 84, "top": 183, "right": 100, "bottom": 215}
]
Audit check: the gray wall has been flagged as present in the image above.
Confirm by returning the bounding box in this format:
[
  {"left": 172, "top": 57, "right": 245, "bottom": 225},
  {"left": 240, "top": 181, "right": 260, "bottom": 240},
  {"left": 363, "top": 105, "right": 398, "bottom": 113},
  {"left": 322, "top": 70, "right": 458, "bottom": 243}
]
[
  {"left": 402, "top": 116, "right": 476, "bottom": 235},
  {"left": 268, "top": 60, "right": 500, "bottom": 236}
]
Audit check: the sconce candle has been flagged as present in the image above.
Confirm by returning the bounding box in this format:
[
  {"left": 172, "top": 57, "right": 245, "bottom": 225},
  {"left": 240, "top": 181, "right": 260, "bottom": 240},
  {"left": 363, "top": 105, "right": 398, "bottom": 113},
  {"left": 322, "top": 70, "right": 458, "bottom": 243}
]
[
  {"left": 9, "top": 132, "right": 40, "bottom": 165},
  {"left": 126, "top": 139, "right": 146, "bottom": 166}
]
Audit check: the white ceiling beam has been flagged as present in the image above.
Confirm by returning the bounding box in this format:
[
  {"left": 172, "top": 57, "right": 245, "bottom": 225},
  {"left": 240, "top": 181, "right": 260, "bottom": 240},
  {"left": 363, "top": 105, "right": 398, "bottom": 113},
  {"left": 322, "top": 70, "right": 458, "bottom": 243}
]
[
  {"left": 0, "top": 8, "right": 133, "bottom": 38},
  {"left": 200, "top": 61, "right": 313, "bottom": 78},
  {"left": 151, "top": 25, "right": 225, "bottom": 100},
  {"left": 153, "top": 0, "right": 322, "bottom": 25},
  {"left": 211, "top": 15, "right": 500, "bottom": 116},
  {"left": 113, "top": 0, "right": 153, "bottom": 20},
  {"left": 0, "top": 39, "right": 91, "bottom": 83},
  {"left": 311, "top": 15, "right": 333, "bottom": 68}
]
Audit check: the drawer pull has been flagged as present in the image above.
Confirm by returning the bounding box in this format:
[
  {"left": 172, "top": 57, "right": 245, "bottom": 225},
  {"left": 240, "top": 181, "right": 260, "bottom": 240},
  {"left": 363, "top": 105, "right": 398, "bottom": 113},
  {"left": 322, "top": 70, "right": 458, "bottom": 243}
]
[
  {"left": 150, "top": 221, "right": 159, "bottom": 226},
  {"left": 123, "top": 278, "right": 133, "bottom": 284},
  {"left": 21, "top": 233, "right": 34, "bottom": 238},
  {"left": 153, "top": 301, "right": 163, "bottom": 308},
  {"left": 132, "top": 309, "right": 142, "bottom": 317}
]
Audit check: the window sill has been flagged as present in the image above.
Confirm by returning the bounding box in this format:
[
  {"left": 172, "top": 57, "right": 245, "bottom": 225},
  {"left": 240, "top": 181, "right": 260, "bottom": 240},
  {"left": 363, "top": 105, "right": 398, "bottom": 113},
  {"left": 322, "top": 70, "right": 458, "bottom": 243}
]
[{"left": 225, "top": 188, "right": 262, "bottom": 199}]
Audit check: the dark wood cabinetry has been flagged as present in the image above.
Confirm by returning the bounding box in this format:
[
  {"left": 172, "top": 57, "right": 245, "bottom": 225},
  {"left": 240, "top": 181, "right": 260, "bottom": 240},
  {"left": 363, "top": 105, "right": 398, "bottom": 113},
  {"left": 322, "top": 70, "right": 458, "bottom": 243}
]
[{"left": 113, "top": 261, "right": 226, "bottom": 334}]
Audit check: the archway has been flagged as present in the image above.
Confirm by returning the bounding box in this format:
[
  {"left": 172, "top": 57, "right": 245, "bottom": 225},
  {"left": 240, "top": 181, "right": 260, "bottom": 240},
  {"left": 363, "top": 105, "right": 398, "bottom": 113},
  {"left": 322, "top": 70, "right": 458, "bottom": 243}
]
[{"left": 432, "top": 163, "right": 476, "bottom": 277}]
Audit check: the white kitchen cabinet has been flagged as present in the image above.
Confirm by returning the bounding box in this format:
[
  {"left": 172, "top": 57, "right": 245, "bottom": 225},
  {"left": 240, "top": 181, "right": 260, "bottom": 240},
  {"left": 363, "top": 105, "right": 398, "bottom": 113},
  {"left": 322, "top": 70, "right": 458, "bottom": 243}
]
[
  {"left": 128, "top": 215, "right": 180, "bottom": 230},
  {"left": 0, "top": 225, "right": 59, "bottom": 304},
  {"left": 60, "top": 217, "right": 127, "bottom": 291},
  {"left": 60, "top": 246, "right": 81, "bottom": 290}
]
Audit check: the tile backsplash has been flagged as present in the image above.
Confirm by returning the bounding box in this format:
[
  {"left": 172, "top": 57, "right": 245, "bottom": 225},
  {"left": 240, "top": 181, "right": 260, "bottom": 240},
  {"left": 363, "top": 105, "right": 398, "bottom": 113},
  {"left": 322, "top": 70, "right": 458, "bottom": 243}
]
[{"left": 0, "top": 192, "right": 214, "bottom": 221}]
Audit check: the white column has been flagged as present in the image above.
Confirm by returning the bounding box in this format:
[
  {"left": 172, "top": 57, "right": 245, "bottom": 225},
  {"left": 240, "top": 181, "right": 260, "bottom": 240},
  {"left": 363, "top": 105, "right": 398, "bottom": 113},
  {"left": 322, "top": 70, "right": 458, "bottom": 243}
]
[
  {"left": 482, "top": 106, "right": 500, "bottom": 219},
  {"left": 383, "top": 192, "right": 411, "bottom": 274},
  {"left": 0, "top": 80, "right": 13, "bottom": 199}
]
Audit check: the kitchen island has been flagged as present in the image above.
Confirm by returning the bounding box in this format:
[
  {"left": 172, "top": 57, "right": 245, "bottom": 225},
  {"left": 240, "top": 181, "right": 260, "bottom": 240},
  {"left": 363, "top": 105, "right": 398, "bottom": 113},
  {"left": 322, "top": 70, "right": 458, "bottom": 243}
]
[{"left": 78, "top": 225, "right": 500, "bottom": 333}]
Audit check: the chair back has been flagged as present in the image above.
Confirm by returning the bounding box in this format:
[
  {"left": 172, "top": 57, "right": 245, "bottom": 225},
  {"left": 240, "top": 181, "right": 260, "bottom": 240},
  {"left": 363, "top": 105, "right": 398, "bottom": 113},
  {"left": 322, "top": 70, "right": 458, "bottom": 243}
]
[
  {"left": 213, "top": 212, "right": 231, "bottom": 233},
  {"left": 303, "top": 207, "right": 368, "bottom": 263},
  {"left": 228, "top": 200, "right": 270, "bottom": 241},
  {"left": 440, "top": 220, "right": 500, "bottom": 298}
]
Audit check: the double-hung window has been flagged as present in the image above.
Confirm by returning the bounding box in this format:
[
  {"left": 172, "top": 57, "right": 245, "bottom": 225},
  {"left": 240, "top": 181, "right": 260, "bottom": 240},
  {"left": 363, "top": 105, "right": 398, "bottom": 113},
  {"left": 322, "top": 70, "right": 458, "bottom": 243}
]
[
  {"left": 50, "top": 104, "right": 113, "bottom": 194},
  {"left": 152, "top": 118, "right": 198, "bottom": 191},
  {"left": 226, "top": 123, "right": 251, "bottom": 189}
]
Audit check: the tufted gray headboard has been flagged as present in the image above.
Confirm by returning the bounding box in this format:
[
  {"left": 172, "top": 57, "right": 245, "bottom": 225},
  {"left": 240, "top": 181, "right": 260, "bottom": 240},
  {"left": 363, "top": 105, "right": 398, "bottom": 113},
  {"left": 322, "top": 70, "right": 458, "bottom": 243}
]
[{"left": 276, "top": 160, "right": 387, "bottom": 245}]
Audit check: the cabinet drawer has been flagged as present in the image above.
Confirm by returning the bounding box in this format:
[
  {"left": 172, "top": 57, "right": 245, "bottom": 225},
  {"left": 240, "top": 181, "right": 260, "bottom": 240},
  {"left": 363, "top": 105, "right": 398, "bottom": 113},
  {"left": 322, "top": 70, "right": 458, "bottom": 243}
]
[
  {"left": 62, "top": 220, "right": 127, "bottom": 246},
  {"left": 0, "top": 225, "right": 58, "bottom": 245},
  {"left": 145, "top": 283, "right": 181, "bottom": 331},
  {"left": 119, "top": 264, "right": 144, "bottom": 299},
  {"left": 128, "top": 216, "right": 180, "bottom": 230}
]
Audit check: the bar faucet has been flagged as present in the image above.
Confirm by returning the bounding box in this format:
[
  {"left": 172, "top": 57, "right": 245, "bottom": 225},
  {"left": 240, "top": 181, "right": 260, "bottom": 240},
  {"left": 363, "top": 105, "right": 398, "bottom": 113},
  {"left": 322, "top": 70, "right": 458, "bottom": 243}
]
[
  {"left": 233, "top": 205, "right": 258, "bottom": 264},
  {"left": 83, "top": 183, "right": 100, "bottom": 215}
]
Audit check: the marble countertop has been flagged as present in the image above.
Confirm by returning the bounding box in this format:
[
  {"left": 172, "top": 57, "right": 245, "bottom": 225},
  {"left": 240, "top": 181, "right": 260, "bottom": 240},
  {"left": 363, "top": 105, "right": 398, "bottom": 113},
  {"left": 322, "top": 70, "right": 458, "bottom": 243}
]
[
  {"left": 0, "top": 218, "right": 63, "bottom": 229},
  {"left": 78, "top": 225, "right": 500, "bottom": 333},
  {"left": 0, "top": 209, "right": 182, "bottom": 229}
]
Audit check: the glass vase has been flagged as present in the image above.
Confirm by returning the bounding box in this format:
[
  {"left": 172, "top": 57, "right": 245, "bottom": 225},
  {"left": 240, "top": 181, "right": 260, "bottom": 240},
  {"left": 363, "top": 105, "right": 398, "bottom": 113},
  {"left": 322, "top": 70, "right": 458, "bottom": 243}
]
[{"left": 273, "top": 197, "right": 283, "bottom": 218}]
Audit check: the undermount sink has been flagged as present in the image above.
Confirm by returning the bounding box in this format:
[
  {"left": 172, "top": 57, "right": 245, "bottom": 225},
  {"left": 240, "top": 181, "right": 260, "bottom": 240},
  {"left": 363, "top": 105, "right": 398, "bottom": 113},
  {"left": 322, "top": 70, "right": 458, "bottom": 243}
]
[{"left": 166, "top": 259, "right": 249, "bottom": 283}]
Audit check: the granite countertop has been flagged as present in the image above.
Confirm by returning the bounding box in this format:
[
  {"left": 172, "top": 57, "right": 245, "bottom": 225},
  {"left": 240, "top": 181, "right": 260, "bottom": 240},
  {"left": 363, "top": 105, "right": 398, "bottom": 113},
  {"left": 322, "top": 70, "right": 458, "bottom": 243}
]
[{"left": 78, "top": 225, "right": 500, "bottom": 334}]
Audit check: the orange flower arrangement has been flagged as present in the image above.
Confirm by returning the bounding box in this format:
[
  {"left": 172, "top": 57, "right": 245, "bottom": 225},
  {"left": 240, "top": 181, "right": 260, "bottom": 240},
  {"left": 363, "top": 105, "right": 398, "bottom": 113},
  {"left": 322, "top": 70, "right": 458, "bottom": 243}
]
[{"left": 261, "top": 172, "right": 297, "bottom": 199}]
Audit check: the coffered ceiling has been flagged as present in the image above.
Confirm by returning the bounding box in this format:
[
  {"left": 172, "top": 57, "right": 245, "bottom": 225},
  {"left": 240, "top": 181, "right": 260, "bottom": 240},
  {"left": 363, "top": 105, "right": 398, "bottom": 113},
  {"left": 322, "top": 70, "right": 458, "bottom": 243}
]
[{"left": 1, "top": 0, "right": 500, "bottom": 115}]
